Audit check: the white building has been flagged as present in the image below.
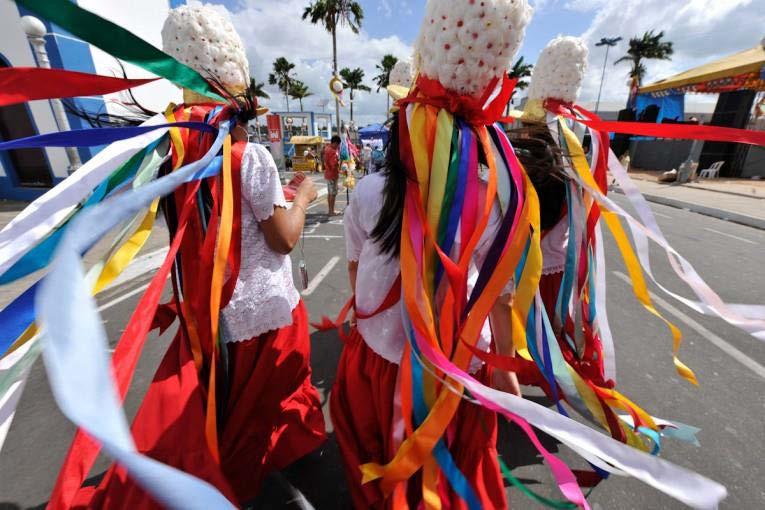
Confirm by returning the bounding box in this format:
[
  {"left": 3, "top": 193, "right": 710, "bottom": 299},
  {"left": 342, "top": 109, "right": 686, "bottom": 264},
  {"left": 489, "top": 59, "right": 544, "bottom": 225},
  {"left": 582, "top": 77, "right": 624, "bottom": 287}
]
[{"left": 0, "top": 0, "right": 185, "bottom": 201}]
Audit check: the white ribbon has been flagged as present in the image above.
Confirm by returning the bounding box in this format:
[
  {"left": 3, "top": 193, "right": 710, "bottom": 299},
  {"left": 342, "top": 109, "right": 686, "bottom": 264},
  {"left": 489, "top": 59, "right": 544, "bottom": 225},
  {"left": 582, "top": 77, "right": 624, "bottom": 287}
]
[
  {"left": 37, "top": 122, "right": 235, "bottom": 510},
  {"left": 0, "top": 337, "right": 39, "bottom": 452},
  {"left": 0, "top": 113, "right": 168, "bottom": 275},
  {"left": 578, "top": 127, "right": 765, "bottom": 340}
]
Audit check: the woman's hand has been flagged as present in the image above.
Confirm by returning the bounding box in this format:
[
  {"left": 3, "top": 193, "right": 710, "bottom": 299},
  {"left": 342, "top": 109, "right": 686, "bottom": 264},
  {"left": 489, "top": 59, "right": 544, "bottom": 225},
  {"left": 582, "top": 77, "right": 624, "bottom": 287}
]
[
  {"left": 492, "top": 370, "right": 522, "bottom": 397},
  {"left": 295, "top": 176, "right": 317, "bottom": 204}
]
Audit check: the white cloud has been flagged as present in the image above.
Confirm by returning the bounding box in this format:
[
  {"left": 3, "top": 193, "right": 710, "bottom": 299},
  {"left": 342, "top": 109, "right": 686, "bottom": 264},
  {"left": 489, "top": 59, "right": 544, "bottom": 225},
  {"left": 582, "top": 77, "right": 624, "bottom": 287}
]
[
  {"left": 216, "top": 0, "right": 412, "bottom": 127},
  {"left": 572, "top": 0, "right": 762, "bottom": 105}
]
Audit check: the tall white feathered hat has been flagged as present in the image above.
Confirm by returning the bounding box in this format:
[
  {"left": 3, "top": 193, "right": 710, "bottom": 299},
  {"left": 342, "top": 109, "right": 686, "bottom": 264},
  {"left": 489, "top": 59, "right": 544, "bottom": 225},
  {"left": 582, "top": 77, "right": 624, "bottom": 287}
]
[
  {"left": 414, "top": 0, "right": 533, "bottom": 98},
  {"left": 387, "top": 59, "right": 414, "bottom": 103},
  {"left": 161, "top": 4, "right": 253, "bottom": 105},
  {"left": 524, "top": 36, "right": 589, "bottom": 120}
]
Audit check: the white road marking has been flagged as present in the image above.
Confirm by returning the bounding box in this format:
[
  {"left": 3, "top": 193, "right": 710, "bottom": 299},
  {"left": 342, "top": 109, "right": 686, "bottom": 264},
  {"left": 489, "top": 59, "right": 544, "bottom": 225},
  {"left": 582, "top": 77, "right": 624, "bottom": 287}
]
[
  {"left": 103, "top": 247, "right": 168, "bottom": 292},
  {"left": 98, "top": 281, "right": 153, "bottom": 312},
  {"left": 653, "top": 211, "right": 672, "bottom": 219},
  {"left": 613, "top": 271, "right": 765, "bottom": 380},
  {"left": 301, "top": 256, "right": 341, "bottom": 296},
  {"left": 703, "top": 228, "right": 756, "bottom": 245}
]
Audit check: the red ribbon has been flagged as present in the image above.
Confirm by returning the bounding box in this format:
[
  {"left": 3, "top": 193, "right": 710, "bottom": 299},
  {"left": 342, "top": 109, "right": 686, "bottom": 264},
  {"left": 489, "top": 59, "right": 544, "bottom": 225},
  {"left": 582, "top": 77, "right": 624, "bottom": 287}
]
[
  {"left": 546, "top": 99, "right": 765, "bottom": 146},
  {"left": 0, "top": 67, "right": 157, "bottom": 107},
  {"left": 397, "top": 75, "right": 517, "bottom": 126}
]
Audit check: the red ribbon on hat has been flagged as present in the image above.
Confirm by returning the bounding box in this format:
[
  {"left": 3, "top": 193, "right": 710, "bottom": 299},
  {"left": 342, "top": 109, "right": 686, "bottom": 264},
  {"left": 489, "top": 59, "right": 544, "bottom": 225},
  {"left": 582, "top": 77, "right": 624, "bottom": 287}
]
[
  {"left": 0, "top": 67, "right": 157, "bottom": 107},
  {"left": 398, "top": 75, "right": 517, "bottom": 125}
]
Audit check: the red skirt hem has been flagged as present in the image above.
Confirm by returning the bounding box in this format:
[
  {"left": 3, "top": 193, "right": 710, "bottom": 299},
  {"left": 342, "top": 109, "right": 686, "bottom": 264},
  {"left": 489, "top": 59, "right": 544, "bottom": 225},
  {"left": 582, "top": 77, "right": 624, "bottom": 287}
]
[{"left": 330, "top": 328, "right": 507, "bottom": 510}]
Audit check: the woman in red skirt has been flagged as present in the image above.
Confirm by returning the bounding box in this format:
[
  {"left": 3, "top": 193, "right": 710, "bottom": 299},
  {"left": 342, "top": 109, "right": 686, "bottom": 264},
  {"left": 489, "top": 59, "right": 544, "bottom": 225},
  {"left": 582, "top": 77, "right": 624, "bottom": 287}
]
[
  {"left": 49, "top": 5, "right": 325, "bottom": 508},
  {"left": 332, "top": 121, "right": 520, "bottom": 509}
]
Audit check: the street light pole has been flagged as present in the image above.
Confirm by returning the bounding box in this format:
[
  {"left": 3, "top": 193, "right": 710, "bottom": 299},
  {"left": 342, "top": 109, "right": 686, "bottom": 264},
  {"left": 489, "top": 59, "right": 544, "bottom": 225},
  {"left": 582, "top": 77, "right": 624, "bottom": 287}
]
[
  {"left": 595, "top": 36, "right": 622, "bottom": 115},
  {"left": 21, "top": 15, "right": 82, "bottom": 174}
]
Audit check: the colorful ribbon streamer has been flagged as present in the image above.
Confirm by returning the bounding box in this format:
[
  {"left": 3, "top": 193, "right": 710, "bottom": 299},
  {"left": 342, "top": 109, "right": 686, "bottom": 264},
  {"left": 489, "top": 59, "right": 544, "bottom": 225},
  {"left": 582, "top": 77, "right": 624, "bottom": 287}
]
[
  {"left": 0, "top": 67, "right": 157, "bottom": 107},
  {"left": 16, "top": 0, "right": 224, "bottom": 102}
]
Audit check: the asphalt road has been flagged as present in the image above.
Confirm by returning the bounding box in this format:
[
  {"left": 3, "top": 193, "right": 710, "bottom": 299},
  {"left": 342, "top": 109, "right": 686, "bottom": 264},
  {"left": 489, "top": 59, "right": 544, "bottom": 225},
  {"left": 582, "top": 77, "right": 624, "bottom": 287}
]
[{"left": 1, "top": 185, "right": 764, "bottom": 510}]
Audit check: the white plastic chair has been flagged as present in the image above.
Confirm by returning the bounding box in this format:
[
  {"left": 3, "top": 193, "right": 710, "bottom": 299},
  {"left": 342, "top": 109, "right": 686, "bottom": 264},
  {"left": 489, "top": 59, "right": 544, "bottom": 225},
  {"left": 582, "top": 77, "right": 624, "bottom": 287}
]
[{"left": 698, "top": 161, "right": 724, "bottom": 179}]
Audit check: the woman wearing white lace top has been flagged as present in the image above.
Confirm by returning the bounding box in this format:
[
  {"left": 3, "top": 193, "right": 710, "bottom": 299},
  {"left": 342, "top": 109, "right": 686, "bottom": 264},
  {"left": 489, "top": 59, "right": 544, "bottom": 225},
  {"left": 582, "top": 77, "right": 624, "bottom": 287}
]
[{"left": 67, "top": 6, "right": 326, "bottom": 507}]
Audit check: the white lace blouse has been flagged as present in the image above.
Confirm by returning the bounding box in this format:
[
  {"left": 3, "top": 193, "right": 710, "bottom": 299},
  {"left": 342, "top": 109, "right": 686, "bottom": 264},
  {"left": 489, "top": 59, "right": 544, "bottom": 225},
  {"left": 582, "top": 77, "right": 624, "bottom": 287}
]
[
  {"left": 345, "top": 173, "right": 514, "bottom": 371},
  {"left": 220, "top": 143, "right": 300, "bottom": 343},
  {"left": 541, "top": 216, "right": 569, "bottom": 275}
]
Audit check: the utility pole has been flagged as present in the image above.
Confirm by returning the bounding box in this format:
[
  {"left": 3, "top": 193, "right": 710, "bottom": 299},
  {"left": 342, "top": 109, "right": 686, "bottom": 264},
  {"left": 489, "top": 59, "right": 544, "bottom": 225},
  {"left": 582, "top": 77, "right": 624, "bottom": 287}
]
[
  {"left": 332, "top": 25, "right": 341, "bottom": 137},
  {"left": 21, "top": 15, "right": 82, "bottom": 174},
  {"left": 595, "top": 36, "right": 622, "bottom": 115}
]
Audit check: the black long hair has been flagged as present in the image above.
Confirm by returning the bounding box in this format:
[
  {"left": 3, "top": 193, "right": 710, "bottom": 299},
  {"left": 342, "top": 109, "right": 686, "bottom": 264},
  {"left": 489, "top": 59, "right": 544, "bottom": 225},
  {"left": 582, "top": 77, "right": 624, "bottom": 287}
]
[
  {"left": 369, "top": 116, "right": 411, "bottom": 257},
  {"left": 507, "top": 123, "right": 568, "bottom": 231}
]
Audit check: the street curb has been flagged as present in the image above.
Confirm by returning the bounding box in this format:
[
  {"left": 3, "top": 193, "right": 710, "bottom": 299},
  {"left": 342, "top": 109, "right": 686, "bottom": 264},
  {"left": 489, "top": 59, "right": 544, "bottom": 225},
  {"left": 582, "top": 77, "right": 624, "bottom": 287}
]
[{"left": 612, "top": 187, "right": 765, "bottom": 231}]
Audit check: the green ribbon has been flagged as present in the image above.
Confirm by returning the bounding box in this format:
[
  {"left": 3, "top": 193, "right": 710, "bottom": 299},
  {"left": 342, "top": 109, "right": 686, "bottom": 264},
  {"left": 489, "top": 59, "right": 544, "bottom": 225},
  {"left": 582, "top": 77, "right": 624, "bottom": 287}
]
[
  {"left": 16, "top": 0, "right": 225, "bottom": 101},
  {"left": 498, "top": 455, "right": 594, "bottom": 509}
]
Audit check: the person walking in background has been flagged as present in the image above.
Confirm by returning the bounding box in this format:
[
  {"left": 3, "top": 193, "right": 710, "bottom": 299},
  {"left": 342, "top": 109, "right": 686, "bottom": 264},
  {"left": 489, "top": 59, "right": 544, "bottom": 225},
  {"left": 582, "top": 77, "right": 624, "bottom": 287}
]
[
  {"left": 323, "top": 135, "right": 341, "bottom": 216},
  {"left": 370, "top": 144, "right": 385, "bottom": 173},
  {"left": 362, "top": 143, "right": 373, "bottom": 176}
]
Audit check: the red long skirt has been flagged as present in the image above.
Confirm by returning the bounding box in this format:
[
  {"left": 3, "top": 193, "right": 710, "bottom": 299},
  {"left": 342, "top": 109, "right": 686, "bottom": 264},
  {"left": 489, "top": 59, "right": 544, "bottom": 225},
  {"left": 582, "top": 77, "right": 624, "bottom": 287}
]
[
  {"left": 73, "top": 300, "right": 325, "bottom": 508},
  {"left": 330, "top": 328, "right": 506, "bottom": 510},
  {"left": 539, "top": 271, "right": 564, "bottom": 321}
]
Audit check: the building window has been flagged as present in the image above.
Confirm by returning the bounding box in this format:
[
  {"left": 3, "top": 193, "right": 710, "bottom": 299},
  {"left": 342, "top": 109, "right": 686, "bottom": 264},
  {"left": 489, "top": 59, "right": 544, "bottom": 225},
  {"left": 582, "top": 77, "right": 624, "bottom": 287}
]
[{"left": 0, "top": 58, "right": 53, "bottom": 187}]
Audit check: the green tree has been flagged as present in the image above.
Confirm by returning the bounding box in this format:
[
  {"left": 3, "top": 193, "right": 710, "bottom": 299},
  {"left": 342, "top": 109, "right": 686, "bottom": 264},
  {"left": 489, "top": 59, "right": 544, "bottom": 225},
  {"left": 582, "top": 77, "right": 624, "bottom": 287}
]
[
  {"left": 268, "top": 57, "right": 296, "bottom": 112},
  {"left": 250, "top": 79, "right": 270, "bottom": 100},
  {"left": 615, "top": 30, "right": 674, "bottom": 88},
  {"left": 340, "top": 67, "right": 371, "bottom": 122},
  {"left": 302, "top": 0, "right": 364, "bottom": 128},
  {"left": 373, "top": 54, "right": 398, "bottom": 113},
  {"left": 506, "top": 56, "right": 533, "bottom": 115},
  {"left": 289, "top": 80, "right": 313, "bottom": 112}
]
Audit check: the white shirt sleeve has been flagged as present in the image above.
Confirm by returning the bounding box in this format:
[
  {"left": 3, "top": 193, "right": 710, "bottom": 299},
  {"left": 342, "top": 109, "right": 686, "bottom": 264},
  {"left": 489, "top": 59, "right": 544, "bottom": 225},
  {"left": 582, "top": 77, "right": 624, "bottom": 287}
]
[
  {"left": 241, "top": 144, "right": 288, "bottom": 222},
  {"left": 344, "top": 187, "right": 366, "bottom": 262}
]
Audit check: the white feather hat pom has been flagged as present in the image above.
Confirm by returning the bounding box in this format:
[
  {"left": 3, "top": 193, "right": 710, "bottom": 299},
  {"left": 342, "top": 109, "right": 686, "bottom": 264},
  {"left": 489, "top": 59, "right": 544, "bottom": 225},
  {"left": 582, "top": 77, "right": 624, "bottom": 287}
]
[
  {"left": 389, "top": 60, "right": 414, "bottom": 88},
  {"left": 527, "top": 36, "right": 589, "bottom": 104},
  {"left": 161, "top": 4, "right": 250, "bottom": 92},
  {"left": 414, "top": 0, "right": 533, "bottom": 98}
]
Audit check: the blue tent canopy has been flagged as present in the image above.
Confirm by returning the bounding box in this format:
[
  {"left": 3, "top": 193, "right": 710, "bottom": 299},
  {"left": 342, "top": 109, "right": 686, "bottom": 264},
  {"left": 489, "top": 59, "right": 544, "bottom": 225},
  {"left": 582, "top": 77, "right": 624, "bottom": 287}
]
[
  {"left": 636, "top": 93, "right": 685, "bottom": 123},
  {"left": 358, "top": 123, "right": 390, "bottom": 147}
]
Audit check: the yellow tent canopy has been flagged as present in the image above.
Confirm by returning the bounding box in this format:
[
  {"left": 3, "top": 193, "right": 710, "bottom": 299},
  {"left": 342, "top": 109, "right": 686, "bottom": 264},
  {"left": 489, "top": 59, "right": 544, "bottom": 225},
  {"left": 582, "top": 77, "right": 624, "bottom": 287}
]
[
  {"left": 289, "top": 136, "right": 324, "bottom": 145},
  {"left": 640, "top": 44, "right": 765, "bottom": 94}
]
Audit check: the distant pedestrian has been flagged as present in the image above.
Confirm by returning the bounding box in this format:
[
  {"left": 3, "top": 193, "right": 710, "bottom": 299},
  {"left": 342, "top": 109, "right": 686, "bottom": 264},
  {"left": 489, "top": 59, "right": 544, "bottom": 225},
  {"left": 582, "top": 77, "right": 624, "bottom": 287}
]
[
  {"left": 371, "top": 144, "right": 385, "bottom": 173},
  {"left": 362, "top": 144, "right": 372, "bottom": 175},
  {"left": 323, "top": 135, "right": 341, "bottom": 215}
]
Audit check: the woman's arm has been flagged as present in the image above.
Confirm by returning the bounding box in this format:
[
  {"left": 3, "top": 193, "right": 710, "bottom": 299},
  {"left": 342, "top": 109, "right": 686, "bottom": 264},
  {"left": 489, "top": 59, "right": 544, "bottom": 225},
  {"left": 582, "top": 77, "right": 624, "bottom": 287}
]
[
  {"left": 489, "top": 293, "right": 522, "bottom": 396},
  {"left": 259, "top": 178, "right": 317, "bottom": 255},
  {"left": 348, "top": 260, "right": 358, "bottom": 292}
]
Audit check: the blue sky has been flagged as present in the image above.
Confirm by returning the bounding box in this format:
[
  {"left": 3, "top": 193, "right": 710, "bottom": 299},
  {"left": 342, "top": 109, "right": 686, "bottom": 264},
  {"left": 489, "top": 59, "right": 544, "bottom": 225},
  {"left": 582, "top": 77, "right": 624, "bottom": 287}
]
[
  {"left": 208, "top": 0, "right": 765, "bottom": 125},
  {"left": 358, "top": 0, "right": 594, "bottom": 65}
]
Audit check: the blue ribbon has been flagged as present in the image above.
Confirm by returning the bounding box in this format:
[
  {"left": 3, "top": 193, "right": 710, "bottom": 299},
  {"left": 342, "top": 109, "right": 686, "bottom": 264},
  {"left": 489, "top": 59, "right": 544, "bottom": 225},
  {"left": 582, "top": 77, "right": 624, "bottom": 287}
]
[
  {"left": 0, "top": 122, "right": 215, "bottom": 150},
  {"left": 0, "top": 283, "right": 37, "bottom": 356},
  {"left": 409, "top": 324, "right": 482, "bottom": 510}
]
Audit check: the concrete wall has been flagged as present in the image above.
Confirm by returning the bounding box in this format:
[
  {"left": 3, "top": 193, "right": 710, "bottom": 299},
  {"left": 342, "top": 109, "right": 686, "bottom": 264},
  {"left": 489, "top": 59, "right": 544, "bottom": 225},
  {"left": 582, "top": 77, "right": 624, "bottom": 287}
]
[
  {"left": 629, "top": 139, "right": 695, "bottom": 171},
  {"left": 0, "top": 0, "right": 183, "bottom": 200},
  {"left": 0, "top": 1, "right": 70, "bottom": 200}
]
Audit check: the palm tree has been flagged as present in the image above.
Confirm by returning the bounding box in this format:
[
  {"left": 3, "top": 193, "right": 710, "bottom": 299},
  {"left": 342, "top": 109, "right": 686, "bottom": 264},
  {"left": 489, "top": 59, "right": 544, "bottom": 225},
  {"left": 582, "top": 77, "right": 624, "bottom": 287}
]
[
  {"left": 250, "top": 79, "right": 270, "bottom": 100},
  {"left": 339, "top": 67, "right": 371, "bottom": 122},
  {"left": 302, "top": 0, "right": 364, "bottom": 130},
  {"left": 250, "top": 78, "right": 270, "bottom": 142},
  {"left": 268, "top": 57, "right": 296, "bottom": 112},
  {"left": 289, "top": 80, "right": 313, "bottom": 112},
  {"left": 506, "top": 56, "right": 533, "bottom": 115},
  {"left": 615, "top": 30, "right": 673, "bottom": 106},
  {"left": 373, "top": 54, "right": 398, "bottom": 113}
]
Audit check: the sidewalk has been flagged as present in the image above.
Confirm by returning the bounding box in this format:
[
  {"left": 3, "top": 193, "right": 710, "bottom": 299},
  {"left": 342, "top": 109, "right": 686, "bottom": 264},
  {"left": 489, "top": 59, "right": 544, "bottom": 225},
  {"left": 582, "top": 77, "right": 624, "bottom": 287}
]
[{"left": 619, "top": 172, "right": 765, "bottom": 230}]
